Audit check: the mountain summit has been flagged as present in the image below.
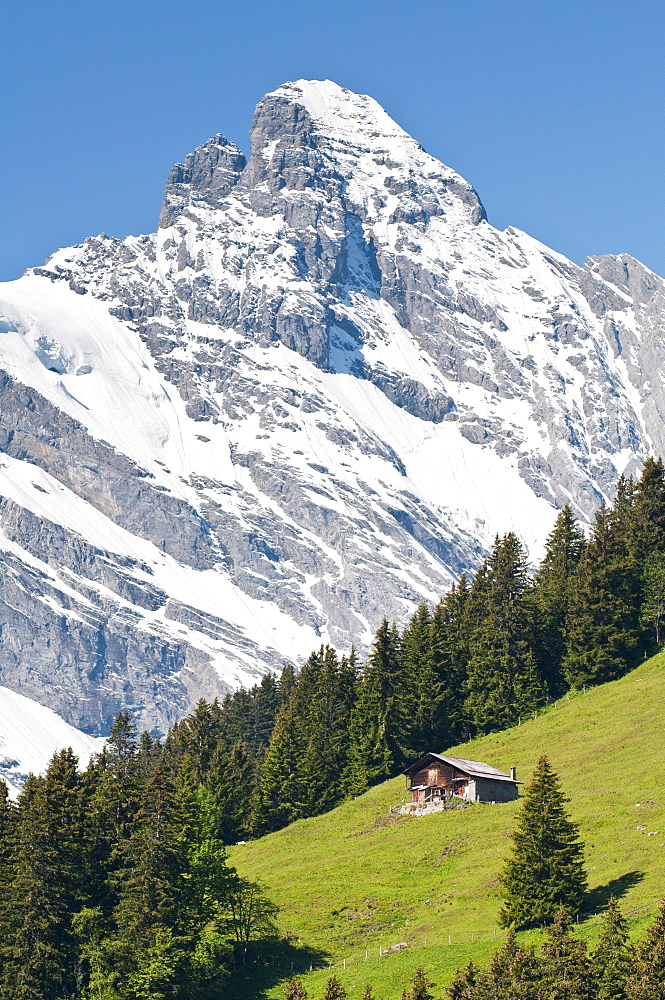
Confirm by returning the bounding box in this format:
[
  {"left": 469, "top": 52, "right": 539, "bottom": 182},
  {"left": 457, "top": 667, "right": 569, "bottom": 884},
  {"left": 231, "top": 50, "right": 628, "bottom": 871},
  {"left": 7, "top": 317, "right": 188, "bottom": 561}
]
[{"left": 0, "top": 81, "right": 663, "bottom": 733}]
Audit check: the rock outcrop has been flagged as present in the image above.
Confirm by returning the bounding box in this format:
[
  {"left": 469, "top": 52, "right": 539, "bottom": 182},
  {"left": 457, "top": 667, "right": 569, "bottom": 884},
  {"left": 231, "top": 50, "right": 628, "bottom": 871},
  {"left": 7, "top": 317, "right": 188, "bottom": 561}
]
[{"left": 1, "top": 79, "right": 663, "bottom": 733}]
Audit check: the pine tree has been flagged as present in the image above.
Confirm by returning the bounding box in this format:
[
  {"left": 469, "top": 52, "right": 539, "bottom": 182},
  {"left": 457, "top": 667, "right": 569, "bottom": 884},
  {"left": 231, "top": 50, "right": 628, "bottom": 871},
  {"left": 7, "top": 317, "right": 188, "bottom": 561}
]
[
  {"left": 400, "top": 603, "right": 438, "bottom": 756},
  {"left": 345, "top": 620, "right": 405, "bottom": 794},
  {"left": 539, "top": 907, "right": 593, "bottom": 1000},
  {"left": 593, "top": 896, "right": 630, "bottom": 985},
  {"left": 430, "top": 576, "right": 471, "bottom": 746},
  {"left": 0, "top": 781, "right": 16, "bottom": 969},
  {"left": 564, "top": 502, "right": 640, "bottom": 689},
  {"left": 284, "top": 979, "right": 308, "bottom": 1000},
  {"left": 1, "top": 750, "right": 88, "bottom": 1000},
  {"left": 530, "top": 505, "right": 585, "bottom": 697},
  {"left": 207, "top": 739, "right": 255, "bottom": 844},
  {"left": 446, "top": 961, "right": 477, "bottom": 999},
  {"left": 252, "top": 703, "right": 307, "bottom": 834},
  {"left": 628, "top": 899, "right": 665, "bottom": 1000},
  {"left": 292, "top": 646, "right": 356, "bottom": 816},
  {"left": 174, "top": 699, "right": 224, "bottom": 784},
  {"left": 321, "top": 974, "right": 348, "bottom": 999},
  {"left": 629, "top": 458, "right": 665, "bottom": 564},
  {"left": 465, "top": 534, "right": 543, "bottom": 734},
  {"left": 597, "top": 963, "right": 629, "bottom": 1000},
  {"left": 473, "top": 931, "right": 542, "bottom": 999},
  {"left": 499, "top": 755, "right": 587, "bottom": 928},
  {"left": 405, "top": 965, "right": 436, "bottom": 1000},
  {"left": 108, "top": 754, "right": 196, "bottom": 997}
]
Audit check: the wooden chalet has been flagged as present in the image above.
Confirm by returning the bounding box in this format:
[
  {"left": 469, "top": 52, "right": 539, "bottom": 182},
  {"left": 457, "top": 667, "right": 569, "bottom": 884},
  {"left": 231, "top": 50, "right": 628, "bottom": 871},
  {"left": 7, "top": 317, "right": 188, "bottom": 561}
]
[{"left": 404, "top": 753, "right": 520, "bottom": 805}]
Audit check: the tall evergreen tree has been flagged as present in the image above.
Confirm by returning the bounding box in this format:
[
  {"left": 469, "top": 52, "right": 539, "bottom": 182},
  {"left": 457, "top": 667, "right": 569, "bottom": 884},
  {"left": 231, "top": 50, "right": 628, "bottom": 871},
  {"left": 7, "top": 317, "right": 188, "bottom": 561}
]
[
  {"left": 400, "top": 603, "right": 438, "bottom": 756},
  {"left": 473, "top": 931, "right": 542, "bottom": 999},
  {"left": 207, "top": 739, "right": 255, "bottom": 844},
  {"left": 1, "top": 750, "right": 87, "bottom": 1000},
  {"left": 174, "top": 699, "right": 224, "bottom": 784},
  {"left": 628, "top": 899, "right": 665, "bottom": 1000},
  {"left": 446, "top": 961, "right": 478, "bottom": 1000},
  {"left": 345, "top": 620, "right": 404, "bottom": 794},
  {"left": 564, "top": 501, "right": 640, "bottom": 689},
  {"left": 465, "top": 534, "right": 543, "bottom": 734},
  {"left": 430, "top": 576, "right": 471, "bottom": 747},
  {"left": 530, "top": 505, "right": 585, "bottom": 697},
  {"left": 539, "top": 907, "right": 593, "bottom": 1000},
  {"left": 499, "top": 755, "right": 587, "bottom": 928},
  {"left": 107, "top": 755, "right": 197, "bottom": 997},
  {"left": 593, "top": 897, "right": 630, "bottom": 981},
  {"left": 629, "top": 458, "right": 665, "bottom": 565},
  {"left": 251, "top": 703, "right": 308, "bottom": 835}
]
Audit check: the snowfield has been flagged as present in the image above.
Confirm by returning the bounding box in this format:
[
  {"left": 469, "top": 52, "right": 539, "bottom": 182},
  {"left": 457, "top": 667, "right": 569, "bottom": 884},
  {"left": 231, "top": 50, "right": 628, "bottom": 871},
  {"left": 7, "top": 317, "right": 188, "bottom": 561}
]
[{"left": 0, "top": 79, "right": 664, "bottom": 733}]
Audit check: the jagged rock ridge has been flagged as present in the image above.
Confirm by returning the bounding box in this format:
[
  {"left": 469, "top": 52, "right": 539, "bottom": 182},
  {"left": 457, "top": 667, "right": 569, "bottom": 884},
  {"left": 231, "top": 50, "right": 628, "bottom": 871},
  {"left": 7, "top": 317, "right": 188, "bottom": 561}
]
[{"left": 1, "top": 80, "right": 664, "bottom": 733}]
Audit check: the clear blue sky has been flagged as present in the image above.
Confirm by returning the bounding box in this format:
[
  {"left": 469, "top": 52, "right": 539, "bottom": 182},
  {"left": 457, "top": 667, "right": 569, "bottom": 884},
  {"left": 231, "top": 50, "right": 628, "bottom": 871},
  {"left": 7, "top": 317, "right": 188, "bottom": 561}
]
[{"left": 2, "top": 1, "right": 664, "bottom": 281}]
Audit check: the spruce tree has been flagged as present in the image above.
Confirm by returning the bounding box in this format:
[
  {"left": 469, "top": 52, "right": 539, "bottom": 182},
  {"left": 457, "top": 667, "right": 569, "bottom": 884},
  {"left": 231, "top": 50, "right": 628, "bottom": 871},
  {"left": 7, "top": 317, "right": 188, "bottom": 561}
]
[
  {"left": 530, "top": 505, "right": 585, "bottom": 697},
  {"left": 405, "top": 965, "right": 435, "bottom": 1000},
  {"left": 174, "top": 699, "right": 224, "bottom": 784},
  {"left": 430, "top": 576, "right": 471, "bottom": 746},
  {"left": 593, "top": 896, "right": 630, "bottom": 987},
  {"left": 400, "top": 603, "right": 438, "bottom": 756},
  {"left": 629, "top": 458, "right": 665, "bottom": 564},
  {"left": 284, "top": 979, "right": 308, "bottom": 1000},
  {"left": 597, "top": 963, "right": 630, "bottom": 1000},
  {"left": 108, "top": 754, "right": 196, "bottom": 996},
  {"left": 473, "top": 931, "right": 542, "bottom": 999},
  {"left": 564, "top": 502, "right": 640, "bottom": 689},
  {"left": 628, "top": 899, "right": 665, "bottom": 1000},
  {"left": 0, "top": 781, "right": 16, "bottom": 970},
  {"left": 345, "top": 620, "right": 405, "bottom": 794},
  {"left": 252, "top": 703, "right": 307, "bottom": 834},
  {"left": 292, "top": 645, "right": 356, "bottom": 816},
  {"left": 465, "top": 534, "right": 543, "bottom": 734},
  {"left": 499, "top": 755, "right": 587, "bottom": 928},
  {"left": 1, "top": 750, "right": 88, "bottom": 1000},
  {"left": 207, "top": 739, "right": 255, "bottom": 844},
  {"left": 539, "top": 907, "right": 593, "bottom": 1000},
  {"left": 321, "top": 974, "right": 348, "bottom": 999},
  {"left": 446, "top": 961, "right": 477, "bottom": 999}
]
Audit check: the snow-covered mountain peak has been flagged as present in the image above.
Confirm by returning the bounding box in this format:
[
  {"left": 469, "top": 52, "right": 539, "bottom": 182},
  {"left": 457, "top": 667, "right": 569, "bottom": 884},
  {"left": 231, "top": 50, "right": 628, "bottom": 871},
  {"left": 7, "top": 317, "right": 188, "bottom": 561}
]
[
  {"left": 247, "top": 79, "right": 486, "bottom": 228},
  {"left": 271, "top": 78, "right": 420, "bottom": 149},
  {"left": 1, "top": 82, "right": 665, "bottom": 736},
  {"left": 159, "top": 133, "right": 247, "bottom": 228}
]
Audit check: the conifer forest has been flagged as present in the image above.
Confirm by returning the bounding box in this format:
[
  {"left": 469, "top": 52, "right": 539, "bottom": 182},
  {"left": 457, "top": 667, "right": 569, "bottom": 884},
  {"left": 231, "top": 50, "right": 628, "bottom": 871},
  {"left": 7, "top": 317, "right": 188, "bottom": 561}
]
[{"left": 3, "top": 460, "right": 665, "bottom": 997}]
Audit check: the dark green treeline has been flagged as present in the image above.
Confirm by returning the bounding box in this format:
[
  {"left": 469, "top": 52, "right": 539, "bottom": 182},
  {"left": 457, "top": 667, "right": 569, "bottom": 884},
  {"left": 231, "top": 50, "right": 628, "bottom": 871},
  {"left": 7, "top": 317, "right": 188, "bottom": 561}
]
[
  {"left": 215, "top": 458, "right": 665, "bottom": 838},
  {"left": 0, "top": 714, "right": 279, "bottom": 1000}
]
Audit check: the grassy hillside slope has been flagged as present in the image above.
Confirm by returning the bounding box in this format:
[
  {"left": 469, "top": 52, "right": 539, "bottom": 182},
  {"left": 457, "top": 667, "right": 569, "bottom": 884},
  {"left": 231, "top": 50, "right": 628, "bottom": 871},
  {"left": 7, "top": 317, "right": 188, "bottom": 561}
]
[{"left": 229, "top": 653, "right": 665, "bottom": 998}]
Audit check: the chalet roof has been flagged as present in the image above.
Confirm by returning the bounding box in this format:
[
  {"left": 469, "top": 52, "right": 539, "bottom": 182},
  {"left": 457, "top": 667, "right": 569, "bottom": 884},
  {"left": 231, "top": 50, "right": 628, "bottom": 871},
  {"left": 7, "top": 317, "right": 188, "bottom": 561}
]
[{"left": 404, "top": 752, "right": 520, "bottom": 784}]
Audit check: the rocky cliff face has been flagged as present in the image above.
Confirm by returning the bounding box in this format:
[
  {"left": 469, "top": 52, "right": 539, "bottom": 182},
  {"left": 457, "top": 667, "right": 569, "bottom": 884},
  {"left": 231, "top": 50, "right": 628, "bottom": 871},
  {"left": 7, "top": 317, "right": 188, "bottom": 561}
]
[{"left": 1, "top": 80, "right": 664, "bottom": 733}]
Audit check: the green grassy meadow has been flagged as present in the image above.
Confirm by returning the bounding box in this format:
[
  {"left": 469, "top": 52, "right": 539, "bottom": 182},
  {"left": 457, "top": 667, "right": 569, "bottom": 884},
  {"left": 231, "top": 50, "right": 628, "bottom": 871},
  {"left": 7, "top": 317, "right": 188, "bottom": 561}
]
[{"left": 228, "top": 652, "right": 665, "bottom": 998}]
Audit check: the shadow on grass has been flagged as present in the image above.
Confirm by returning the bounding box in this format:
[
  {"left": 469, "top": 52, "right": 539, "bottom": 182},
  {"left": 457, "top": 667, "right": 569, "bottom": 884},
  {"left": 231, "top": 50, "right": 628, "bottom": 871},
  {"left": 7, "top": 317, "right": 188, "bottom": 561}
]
[
  {"left": 584, "top": 870, "right": 645, "bottom": 915},
  {"left": 221, "top": 938, "right": 331, "bottom": 1000}
]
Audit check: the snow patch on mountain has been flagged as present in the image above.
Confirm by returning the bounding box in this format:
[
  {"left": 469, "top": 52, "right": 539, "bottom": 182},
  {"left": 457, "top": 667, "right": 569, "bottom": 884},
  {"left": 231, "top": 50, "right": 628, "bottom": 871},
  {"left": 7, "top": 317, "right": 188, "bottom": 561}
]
[
  {"left": 0, "top": 79, "right": 664, "bottom": 733},
  {"left": 0, "top": 686, "right": 105, "bottom": 799}
]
